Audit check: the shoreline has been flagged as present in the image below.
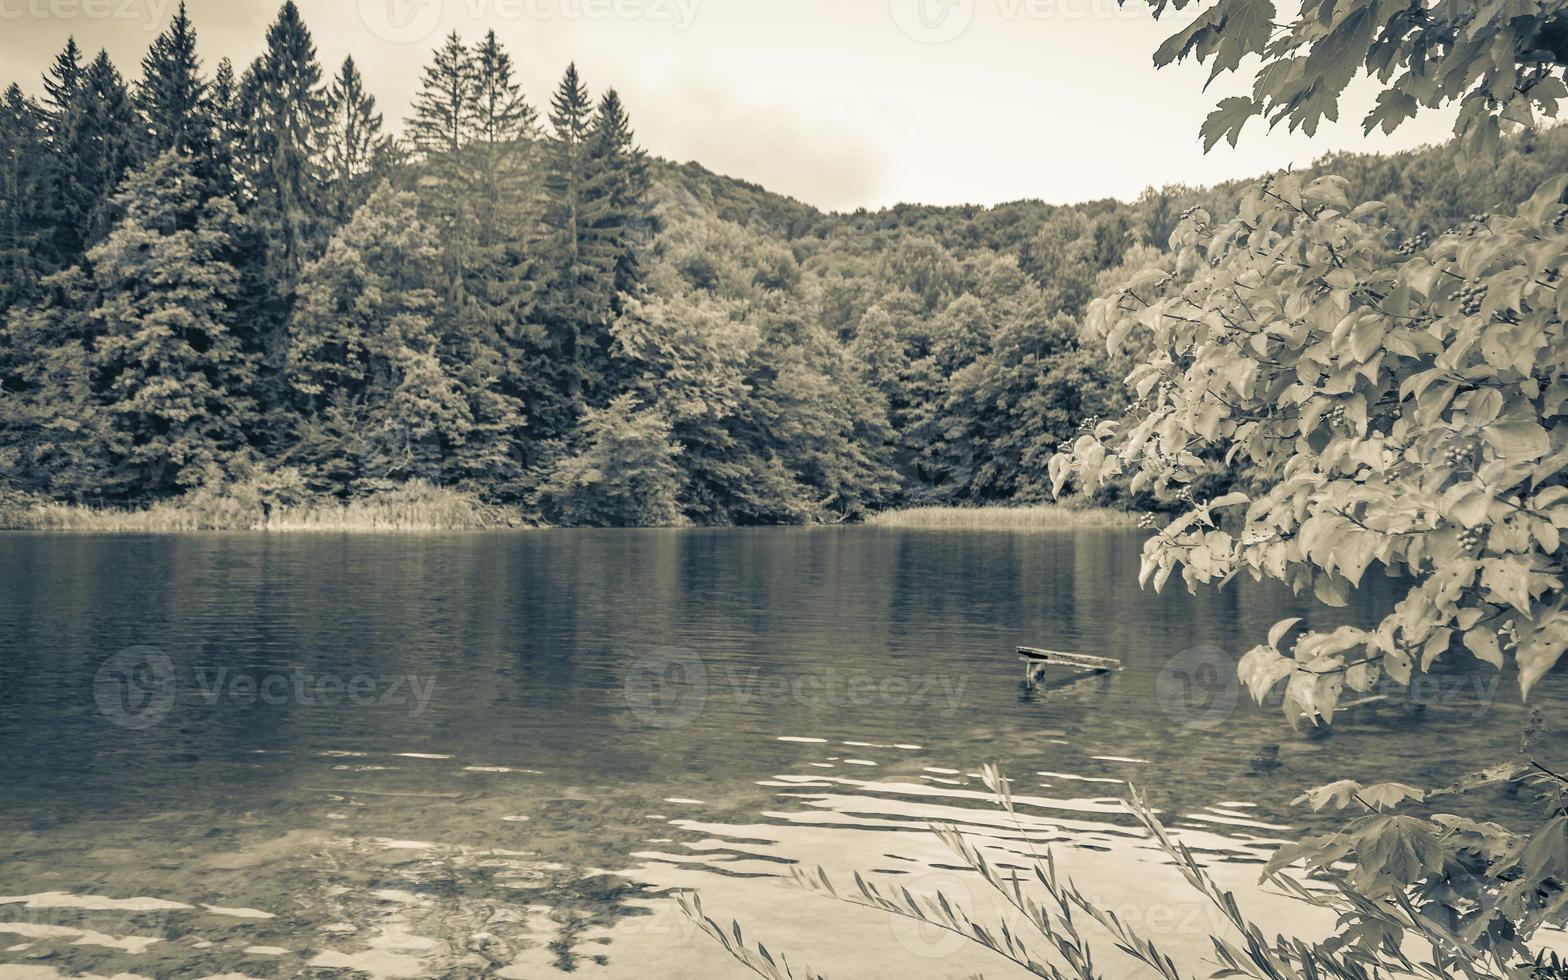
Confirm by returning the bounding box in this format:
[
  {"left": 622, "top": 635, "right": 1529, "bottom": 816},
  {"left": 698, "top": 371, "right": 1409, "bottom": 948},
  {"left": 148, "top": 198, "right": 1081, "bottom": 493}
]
[
  {"left": 864, "top": 504, "right": 1137, "bottom": 530},
  {"left": 1, "top": 494, "right": 1136, "bottom": 534}
]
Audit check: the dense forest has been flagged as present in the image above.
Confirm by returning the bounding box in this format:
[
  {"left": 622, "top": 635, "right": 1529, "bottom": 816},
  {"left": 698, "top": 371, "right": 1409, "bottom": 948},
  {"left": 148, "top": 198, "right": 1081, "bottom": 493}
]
[{"left": 5, "top": 2, "right": 1568, "bottom": 525}]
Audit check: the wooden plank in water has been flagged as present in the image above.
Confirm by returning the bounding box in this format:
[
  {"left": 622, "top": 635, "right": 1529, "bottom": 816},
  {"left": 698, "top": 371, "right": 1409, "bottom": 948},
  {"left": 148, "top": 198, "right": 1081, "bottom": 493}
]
[{"left": 1017, "top": 646, "right": 1123, "bottom": 672}]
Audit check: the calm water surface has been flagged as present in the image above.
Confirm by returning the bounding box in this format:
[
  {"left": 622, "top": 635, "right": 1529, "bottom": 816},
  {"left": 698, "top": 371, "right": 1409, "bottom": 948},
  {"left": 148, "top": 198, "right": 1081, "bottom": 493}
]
[{"left": 0, "top": 529, "right": 1557, "bottom": 979}]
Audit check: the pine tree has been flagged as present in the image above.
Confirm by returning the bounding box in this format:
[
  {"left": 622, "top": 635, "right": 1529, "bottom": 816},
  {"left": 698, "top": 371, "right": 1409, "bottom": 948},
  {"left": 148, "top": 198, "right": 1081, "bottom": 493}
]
[
  {"left": 136, "top": 2, "right": 216, "bottom": 172},
  {"left": 533, "top": 63, "right": 615, "bottom": 423},
  {"left": 408, "top": 32, "right": 475, "bottom": 158},
  {"left": 0, "top": 86, "right": 52, "bottom": 313},
  {"left": 41, "top": 38, "right": 84, "bottom": 120},
  {"left": 50, "top": 50, "right": 141, "bottom": 264},
  {"left": 322, "top": 56, "right": 387, "bottom": 223},
  {"left": 87, "top": 150, "right": 251, "bottom": 497},
  {"left": 585, "top": 88, "right": 651, "bottom": 302},
  {"left": 207, "top": 57, "right": 240, "bottom": 195},
  {"left": 467, "top": 30, "right": 536, "bottom": 233},
  {"left": 241, "top": 1, "right": 329, "bottom": 285}
]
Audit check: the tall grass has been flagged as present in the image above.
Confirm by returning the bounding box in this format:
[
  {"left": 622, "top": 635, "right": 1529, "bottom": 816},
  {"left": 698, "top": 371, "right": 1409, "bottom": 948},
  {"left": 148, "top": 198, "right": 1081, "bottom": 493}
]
[
  {"left": 1, "top": 482, "right": 527, "bottom": 532},
  {"left": 865, "top": 504, "right": 1137, "bottom": 530}
]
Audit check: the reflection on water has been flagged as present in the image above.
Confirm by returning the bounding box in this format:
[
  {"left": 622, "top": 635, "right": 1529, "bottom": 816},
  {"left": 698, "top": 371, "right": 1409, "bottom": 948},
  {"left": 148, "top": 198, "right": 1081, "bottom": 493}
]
[{"left": 0, "top": 528, "right": 1558, "bottom": 978}]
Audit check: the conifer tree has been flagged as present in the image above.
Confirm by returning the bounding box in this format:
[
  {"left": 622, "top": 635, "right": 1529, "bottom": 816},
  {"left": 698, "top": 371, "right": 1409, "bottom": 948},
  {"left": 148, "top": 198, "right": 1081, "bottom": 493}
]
[
  {"left": 533, "top": 63, "right": 613, "bottom": 423},
  {"left": 467, "top": 30, "right": 536, "bottom": 233},
  {"left": 0, "top": 86, "right": 52, "bottom": 313},
  {"left": 41, "top": 38, "right": 84, "bottom": 120},
  {"left": 408, "top": 32, "right": 475, "bottom": 158},
  {"left": 585, "top": 88, "right": 651, "bottom": 303},
  {"left": 241, "top": 1, "right": 328, "bottom": 285},
  {"left": 322, "top": 56, "right": 387, "bottom": 223},
  {"left": 50, "top": 51, "right": 141, "bottom": 263},
  {"left": 86, "top": 150, "right": 251, "bottom": 497},
  {"left": 136, "top": 2, "right": 216, "bottom": 171},
  {"left": 207, "top": 57, "right": 241, "bottom": 196}
]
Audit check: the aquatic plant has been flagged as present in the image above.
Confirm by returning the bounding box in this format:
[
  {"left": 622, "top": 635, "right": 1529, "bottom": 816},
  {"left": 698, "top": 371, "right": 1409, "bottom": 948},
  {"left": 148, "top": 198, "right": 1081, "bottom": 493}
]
[{"left": 682, "top": 765, "right": 1554, "bottom": 980}]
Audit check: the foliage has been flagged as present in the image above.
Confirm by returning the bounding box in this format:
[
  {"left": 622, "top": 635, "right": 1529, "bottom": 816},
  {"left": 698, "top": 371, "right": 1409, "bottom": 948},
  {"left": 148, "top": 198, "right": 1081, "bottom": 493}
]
[
  {"left": 533, "top": 393, "right": 685, "bottom": 527},
  {"left": 686, "top": 767, "right": 1556, "bottom": 980},
  {"left": 1045, "top": 0, "right": 1568, "bottom": 961},
  {"left": 88, "top": 150, "right": 252, "bottom": 497},
  {"left": 11, "top": 2, "right": 1568, "bottom": 526},
  {"left": 1146, "top": 0, "right": 1568, "bottom": 163}
]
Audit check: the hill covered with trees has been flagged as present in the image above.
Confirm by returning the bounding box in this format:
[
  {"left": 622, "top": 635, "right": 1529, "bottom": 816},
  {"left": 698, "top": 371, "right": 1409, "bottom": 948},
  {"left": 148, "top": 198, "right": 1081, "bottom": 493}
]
[{"left": 5, "top": 1, "right": 1568, "bottom": 526}]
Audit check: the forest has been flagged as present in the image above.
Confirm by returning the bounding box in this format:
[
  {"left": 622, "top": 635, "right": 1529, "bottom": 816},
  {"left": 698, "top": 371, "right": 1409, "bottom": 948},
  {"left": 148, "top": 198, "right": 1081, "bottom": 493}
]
[{"left": 5, "top": 0, "right": 1568, "bottom": 526}]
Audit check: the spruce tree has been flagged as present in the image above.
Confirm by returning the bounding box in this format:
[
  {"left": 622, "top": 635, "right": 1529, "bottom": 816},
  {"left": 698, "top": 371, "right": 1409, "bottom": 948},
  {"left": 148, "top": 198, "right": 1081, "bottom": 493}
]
[
  {"left": 136, "top": 2, "right": 216, "bottom": 171},
  {"left": 322, "top": 56, "right": 387, "bottom": 223},
  {"left": 50, "top": 51, "right": 141, "bottom": 263},
  {"left": 241, "top": 1, "right": 329, "bottom": 285},
  {"left": 533, "top": 63, "right": 611, "bottom": 423},
  {"left": 0, "top": 86, "right": 51, "bottom": 313},
  {"left": 467, "top": 29, "right": 536, "bottom": 234},
  {"left": 41, "top": 38, "right": 84, "bottom": 120},
  {"left": 207, "top": 57, "right": 241, "bottom": 196},
  {"left": 585, "top": 88, "right": 651, "bottom": 303},
  {"left": 408, "top": 32, "right": 476, "bottom": 158},
  {"left": 87, "top": 150, "right": 251, "bottom": 497}
]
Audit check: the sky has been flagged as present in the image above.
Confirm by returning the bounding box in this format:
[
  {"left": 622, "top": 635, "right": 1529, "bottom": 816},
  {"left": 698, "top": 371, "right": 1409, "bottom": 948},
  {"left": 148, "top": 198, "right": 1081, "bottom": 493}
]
[{"left": 0, "top": 0, "right": 1462, "bottom": 212}]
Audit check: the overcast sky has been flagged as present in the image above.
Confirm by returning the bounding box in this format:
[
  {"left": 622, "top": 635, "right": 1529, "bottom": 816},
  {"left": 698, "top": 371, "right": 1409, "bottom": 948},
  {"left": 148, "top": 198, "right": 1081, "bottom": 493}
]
[{"left": 0, "top": 0, "right": 1460, "bottom": 212}]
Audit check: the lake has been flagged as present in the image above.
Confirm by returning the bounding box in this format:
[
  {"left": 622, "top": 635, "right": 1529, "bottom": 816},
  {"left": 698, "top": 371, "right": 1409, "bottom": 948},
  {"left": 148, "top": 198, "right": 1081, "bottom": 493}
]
[{"left": 0, "top": 528, "right": 1556, "bottom": 979}]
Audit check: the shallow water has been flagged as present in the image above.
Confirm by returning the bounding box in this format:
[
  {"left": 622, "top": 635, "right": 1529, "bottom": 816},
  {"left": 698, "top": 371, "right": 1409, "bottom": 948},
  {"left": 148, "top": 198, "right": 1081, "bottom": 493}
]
[{"left": 0, "top": 528, "right": 1557, "bottom": 979}]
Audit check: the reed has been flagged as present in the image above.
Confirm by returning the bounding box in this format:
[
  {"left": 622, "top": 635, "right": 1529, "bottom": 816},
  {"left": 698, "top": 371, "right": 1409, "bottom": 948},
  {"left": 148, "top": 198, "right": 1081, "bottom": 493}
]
[
  {"left": 864, "top": 504, "right": 1138, "bottom": 530},
  {"left": 1, "top": 483, "right": 527, "bottom": 533}
]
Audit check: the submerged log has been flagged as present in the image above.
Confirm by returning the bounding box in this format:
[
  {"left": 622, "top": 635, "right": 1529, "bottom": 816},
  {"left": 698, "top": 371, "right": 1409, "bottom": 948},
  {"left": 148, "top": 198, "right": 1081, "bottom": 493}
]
[{"left": 1017, "top": 646, "right": 1123, "bottom": 685}]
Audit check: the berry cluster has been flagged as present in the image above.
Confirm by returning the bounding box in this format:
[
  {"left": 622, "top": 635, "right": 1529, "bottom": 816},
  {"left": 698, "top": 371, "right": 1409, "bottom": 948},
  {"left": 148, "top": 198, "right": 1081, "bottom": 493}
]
[
  {"left": 1463, "top": 212, "right": 1490, "bottom": 237},
  {"left": 1458, "top": 527, "right": 1483, "bottom": 551},
  {"left": 1499, "top": 620, "right": 1520, "bottom": 651},
  {"left": 1395, "top": 231, "right": 1430, "bottom": 256},
  {"left": 1454, "top": 282, "right": 1487, "bottom": 316},
  {"left": 1326, "top": 404, "right": 1347, "bottom": 427},
  {"left": 1137, "top": 512, "right": 1158, "bottom": 530},
  {"left": 1078, "top": 415, "right": 1102, "bottom": 433},
  {"left": 1442, "top": 444, "right": 1470, "bottom": 469}
]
